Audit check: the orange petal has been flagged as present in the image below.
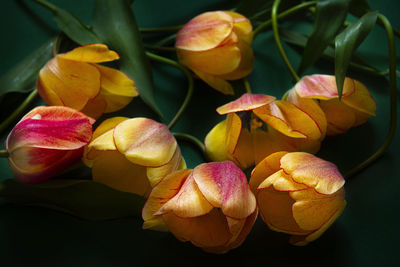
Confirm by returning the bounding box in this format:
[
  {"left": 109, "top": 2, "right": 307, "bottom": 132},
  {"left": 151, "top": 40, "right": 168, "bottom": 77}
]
[
  {"left": 229, "top": 127, "right": 255, "bottom": 170},
  {"left": 319, "top": 99, "right": 356, "bottom": 136},
  {"left": 114, "top": 118, "right": 177, "bottom": 167},
  {"left": 91, "top": 150, "right": 150, "bottom": 196},
  {"left": 217, "top": 93, "right": 275, "bottom": 115},
  {"left": 94, "top": 64, "right": 139, "bottom": 113},
  {"left": 280, "top": 152, "right": 345, "bottom": 194},
  {"left": 224, "top": 11, "right": 253, "bottom": 44},
  {"left": 37, "top": 57, "right": 101, "bottom": 110},
  {"left": 142, "top": 169, "right": 192, "bottom": 222},
  {"left": 162, "top": 208, "right": 232, "bottom": 247},
  {"left": 58, "top": 44, "right": 119, "bottom": 63},
  {"left": 204, "top": 120, "right": 228, "bottom": 162},
  {"left": 80, "top": 95, "right": 107, "bottom": 119},
  {"left": 193, "top": 70, "right": 234, "bottom": 95},
  {"left": 178, "top": 45, "right": 241, "bottom": 75},
  {"left": 176, "top": 11, "right": 233, "bottom": 51},
  {"left": 342, "top": 79, "right": 376, "bottom": 116},
  {"left": 193, "top": 161, "right": 256, "bottom": 219},
  {"left": 218, "top": 40, "right": 254, "bottom": 80},
  {"left": 225, "top": 113, "right": 242, "bottom": 156}
]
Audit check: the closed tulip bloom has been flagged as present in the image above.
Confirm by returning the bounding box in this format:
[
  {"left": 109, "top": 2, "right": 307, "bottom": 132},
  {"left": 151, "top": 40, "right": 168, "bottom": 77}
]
[
  {"left": 250, "top": 151, "right": 346, "bottom": 246},
  {"left": 37, "top": 44, "right": 139, "bottom": 119},
  {"left": 286, "top": 74, "right": 376, "bottom": 135},
  {"left": 176, "top": 11, "right": 254, "bottom": 95},
  {"left": 142, "top": 161, "right": 257, "bottom": 254},
  {"left": 205, "top": 93, "right": 326, "bottom": 170},
  {"left": 84, "top": 117, "right": 184, "bottom": 196},
  {"left": 5, "top": 106, "right": 94, "bottom": 184}
]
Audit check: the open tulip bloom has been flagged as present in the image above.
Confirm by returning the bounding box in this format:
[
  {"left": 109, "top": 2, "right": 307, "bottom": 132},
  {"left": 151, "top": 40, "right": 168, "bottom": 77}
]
[
  {"left": 205, "top": 93, "right": 325, "bottom": 170},
  {"left": 176, "top": 11, "right": 254, "bottom": 95},
  {"left": 37, "top": 44, "right": 139, "bottom": 119}
]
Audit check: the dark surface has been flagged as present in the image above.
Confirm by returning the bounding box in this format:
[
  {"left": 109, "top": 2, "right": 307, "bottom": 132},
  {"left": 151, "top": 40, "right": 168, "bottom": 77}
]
[{"left": 0, "top": 0, "right": 399, "bottom": 266}]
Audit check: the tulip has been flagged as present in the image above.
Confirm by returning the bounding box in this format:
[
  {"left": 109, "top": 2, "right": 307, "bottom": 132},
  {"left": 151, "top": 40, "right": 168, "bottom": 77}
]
[
  {"left": 5, "top": 106, "right": 94, "bottom": 184},
  {"left": 84, "top": 117, "right": 184, "bottom": 196},
  {"left": 205, "top": 93, "right": 325, "bottom": 170},
  {"left": 286, "top": 74, "right": 376, "bottom": 135},
  {"left": 250, "top": 151, "right": 346, "bottom": 246},
  {"left": 176, "top": 11, "right": 254, "bottom": 95},
  {"left": 142, "top": 161, "right": 257, "bottom": 253},
  {"left": 37, "top": 44, "right": 139, "bottom": 119}
]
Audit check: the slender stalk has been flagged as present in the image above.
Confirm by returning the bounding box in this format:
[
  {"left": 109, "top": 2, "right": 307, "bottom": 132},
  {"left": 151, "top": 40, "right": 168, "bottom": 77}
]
[
  {"left": 34, "top": 0, "right": 57, "bottom": 12},
  {"left": 145, "top": 52, "right": 194, "bottom": 129},
  {"left": 0, "top": 89, "right": 38, "bottom": 134},
  {"left": 0, "top": 150, "right": 9, "bottom": 158},
  {"left": 271, "top": 0, "right": 300, "bottom": 82},
  {"left": 156, "top": 33, "right": 177, "bottom": 47},
  {"left": 144, "top": 45, "right": 176, "bottom": 52},
  {"left": 243, "top": 78, "right": 252, "bottom": 93},
  {"left": 345, "top": 14, "right": 397, "bottom": 179},
  {"left": 173, "top": 132, "right": 205, "bottom": 156},
  {"left": 52, "top": 34, "right": 63, "bottom": 56},
  {"left": 140, "top": 25, "right": 183, "bottom": 33},
  {"left": 253, "top": 1, "right": 317, "bottom": 37}
]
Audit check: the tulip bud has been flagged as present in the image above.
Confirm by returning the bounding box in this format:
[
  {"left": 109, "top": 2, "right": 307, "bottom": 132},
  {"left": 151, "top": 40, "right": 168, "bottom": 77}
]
[
  {"left": 176, "top": 11, "right": 254, "bottom": 95},
  {"left": 84, "top": 117, "right": 184, "bottom": 196},
  {"left": 142, "top": 161, "right": 257, "bottom": 254},
  {"left": 5, "top": 106, "right": 95, "bottom": 184},
  {"left": 37, "top": 44, "right": 139, "bottom": 119},
  {"left": 250, "top": 151, "right": 346, "bottom": 246}
]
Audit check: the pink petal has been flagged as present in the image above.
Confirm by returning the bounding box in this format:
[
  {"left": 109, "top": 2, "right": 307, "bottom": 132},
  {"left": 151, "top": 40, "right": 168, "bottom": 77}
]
[{"left": 216, "top": 93, "right": 276, "bottom": 115}]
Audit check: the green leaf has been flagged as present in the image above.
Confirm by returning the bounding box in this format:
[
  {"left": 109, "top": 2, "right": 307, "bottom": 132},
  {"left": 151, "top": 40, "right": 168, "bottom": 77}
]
[
  {"left": 349, "top": 0, "right": 370, "bottom": 17},
  {"left": 0, "top": 179, "right": 145, "bottom": 221},
  {"left": 298, "top": 0, "right": 349, "bottom": 75},
  {"left": 0, "top": 38, "right": 53, "bottom": 97},
  {"left": 92, "top": 0, "right": 163, "bottom": 118},
  {"left": 335, "top": 12, "right": 377, "bottom": 98}
]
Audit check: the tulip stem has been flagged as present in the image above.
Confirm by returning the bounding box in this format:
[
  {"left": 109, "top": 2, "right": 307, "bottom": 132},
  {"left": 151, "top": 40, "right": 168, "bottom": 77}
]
[
  {"left": 140, "top": 25, "right": 183, "bottom": 33},
  {"left": 344, "top": 14, "right": 397, "bottom": 179},
  {"left": 0, "top": 89, "right": 38, "bottom": 135},
  {"left": 243, "top": 78, "right": 252, "bottom": 93},
  {"left": 253, "top": 1, "right": 317, "bottom": 38},
  {"left": 34, "top": 0, "right": 57, "bottom": 12},
  {"left": 0, "top": 150, "right": 9, "bottom": 158},
  {"left": 144, "top": 45, "right": 176, "bottom": 52},
  {"left": 271, "top": 0, "right": 300, "bottom": 82},
  {"left": 145, "top": 51, "right": 194, "bottom": 130},
  {"left": 173, "top": 132, "right": 206, "bottom": 157}
]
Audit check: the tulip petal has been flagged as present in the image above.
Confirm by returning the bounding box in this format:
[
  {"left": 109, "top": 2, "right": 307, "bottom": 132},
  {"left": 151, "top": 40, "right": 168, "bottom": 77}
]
[
  {"left": 319, "top": 99, "right": 356, "bottom": 136},
  {"left": 218, "top": 40, "right": 254, "bottom": 80},
  {"left": 21, "top": 106, "right": 95, "bottom": 124},
  {"left": 94, "top": 64, "right": 139, "bottom": 113},
  {"left": 114, "top": 118, "right": 177, "bottom": 167},
  {"left": 91, "top": 150, "right": 150, "bottom": 196},
  {"left": 178, "top": 45, "right": 241, "bottom": 75},
  {"left": 225, "top": 113, "right": 242, "bottom": 158},
  {"left": 229, "top": 127, "right": 254, "bottom": 170},
  {"left": 157, "top": 174, "right": 213, "bottom": 218},
  {"left": 38, "top": 57, "right": 101, "bottom": 110},
  {"left": 342, "top": 79, "right": 376, "bottom": 116},
  {"left": 193, "top": 70, "right": 234, "bottom": 95},
  {"left": 280, "top": 152, "right": 345, "bottom": 194},
  {"left": 57, "top": 44, "right": 119, "bottom": 63},
  {"left": 226, "top": 209, "right": 258, "bottom": 250},
  {"left": 92, "top": 117, "right": 129, "bottom": 140},
  {"left": 142, "top": 217, "right": 169, "bottom": 232},
  {"left": 204, "top": 120, "right": 228, "bottom": 162},
  {"left": 224, "top": 11, "right": 253, "bottom": 44},
  {"left": 193, "top": 161, "right": 256, "bottom": 219},
  {"left": 217, "top": 93, "right": 275, "bottom": 115},
  {"left": 294, "top": 75, "right": 355, "bottom": 100},
  {"left": 162, "top": 208, "right": 232, "bottom": 247},
  {"left": 176, "top": 11, "right": 234, "bottom": 51},
  {"left": 80, "top": 95, "right": 107, "bottom": 119}
]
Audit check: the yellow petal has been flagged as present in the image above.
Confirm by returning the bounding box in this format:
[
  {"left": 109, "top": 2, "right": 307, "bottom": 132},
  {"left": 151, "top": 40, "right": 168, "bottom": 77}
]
[
  {"left": 176, "top": 11, "right": 233, "bottom": 51},
  {"left": 216, "top": 93, "right": 275, "bottom": 115},
  {"left": 218, "top": 40, "right": 254, "bottom": 80},
  {"left": 58, "top": 44, "right": 119, "bottom": 63},
  {"left": 114, "top": 118, "right": 177, "bottom": 167},
  {"left": 80, "top": 95, "right": 107, "bottom": 119},
  {"left": 193, "top": 70, "right": 234, "bottom": 95},
  {"left": 92, "top": 117, "right": 130, "bottom": 140},
  {"left": 91, "top": 150, "right": 150, "bottom": 196},
  {"left": 229, "top": 127, "right": 254, "bottom": 170},
  {"left": 94, "top": 64, "right": 139, "bottom": 113},
  {"left": 319, "top": 99, "right": 356, "bottom": 136},
  {"left": 225, "top": 113, "right": 242, "bottom": 156},
  {"left": 204, "top": 120, "right": 228, "bottom": 162},
  {"left": 38, "top": 57, "right": 101, "bottom": 110},
  {"left": 142, "top": 217, "right": 169, "bottom": 232},
  {"left": 342, "top": 79, "right": 376, "bottom": 116},
  {"left": 224, "top": 11, "right": 253, "bottom": 44}
]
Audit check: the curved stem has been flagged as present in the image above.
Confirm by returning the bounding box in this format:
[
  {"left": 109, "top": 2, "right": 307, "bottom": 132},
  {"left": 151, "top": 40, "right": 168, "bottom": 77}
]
[
  {"left": 140, "top": 25, "right": 183, "bottom": 33},
  {"left": 0, "top": 149, "right": 9, "bottom": 158},
  {"left": 144, "top": 45, "right": 176, "bottom": 52},
  {"left": 52, "top": 34, "right": 63, "bottom": 56},
  {"left": 145, "top": 52, "right": 194, "bottom": 129},
  {"left": 243, "top": 77, "right": 252, "bottom": 93},
  {"left": 0, "top": 89, "right": 38, "bottom": 134},
  {"left": 253, "top": 1, "right": 317, "bottom": 37},
  {"left": 345, "top": 14, "right": 397, "bottom": 179},
  {"left": 173, "top": 132, "right": 206, "bottom": 156},
  {"left": 34, "top": 0, "right": 57, "bottom": 12},
  {"left": 271, "top": 0, "right": 300, "bottom": 82}
]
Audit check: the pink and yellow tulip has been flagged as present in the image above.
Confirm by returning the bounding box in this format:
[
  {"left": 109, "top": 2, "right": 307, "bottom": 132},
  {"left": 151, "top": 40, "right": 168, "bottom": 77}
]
[
  {"left": 84, "top": 117, "right": 184, "bottom": 196},
  {"left": 205, "top": 93, "right": 326, "bottom": 170},
  {"left": 5, "top": 106, "right": 94, "bottom": 184},
  {"left": 286, "top": 75, "right": 376, "bottom": 135},
  {"left": 37, "top": 44, "right": 139, "bottom": 119},
  {"left": 142, "top": 161, "right": 257, "bottom": 253},
  {"left": 250, "top": 151, "right": 346, "bottom": 246},
  {"left": 176, "top": 11, "right": 254, "bottom": 95}
]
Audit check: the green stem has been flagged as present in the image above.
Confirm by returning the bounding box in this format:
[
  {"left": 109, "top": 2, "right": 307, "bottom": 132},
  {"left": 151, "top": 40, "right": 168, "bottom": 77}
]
[
  {"left": 271, "top": 0, "right": 300, "bottom": 82},
  {"left": 144, "top": 45, "right": 176, "bottom": 52},
  {"left": 253, "top": 1, "right": 317, "bottom": 38},
  {"left": 0, "top": 89, "right": 38, "bottom": 134},
  {"left": 345, "top": 14, "right": 397, "bottom": 179},
  {"left": 0, "top": 149, "right": 9, "bottom": 158},
  {"left": 243, "top": 78, "right": 252, "bottom": 93},
  {"left": 173, "top": 132, "right": 206, "bottom": 156},
  {"left": 145, "top": 52, "right": 194, "bottom": 130},
  {"left": 156, "top": 33, "right": 177, "bottom": 47},
  {"left": 34, "top": 0, "right": 57, "bottom": 12},
  {"left": 140, "top": 25, "right": 183, "bottom": 33},
  {"left": 52, "top": 34, "right": 63, "bottom": 56}
]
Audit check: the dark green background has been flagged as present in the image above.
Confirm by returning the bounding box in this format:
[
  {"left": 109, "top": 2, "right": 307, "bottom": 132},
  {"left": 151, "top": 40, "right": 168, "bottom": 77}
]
[{"left": 0, "top": 0, "right": 399, "bottom": 266}]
